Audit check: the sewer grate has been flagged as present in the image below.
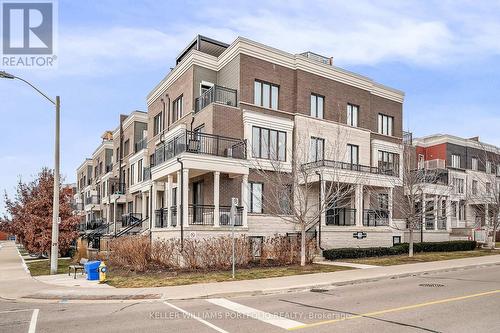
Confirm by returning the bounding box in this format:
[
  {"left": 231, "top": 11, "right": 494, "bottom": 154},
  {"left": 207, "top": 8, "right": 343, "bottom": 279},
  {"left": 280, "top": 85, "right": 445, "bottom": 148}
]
[{"left": 419, "top": 283, "right": 445, "bottom": 288}]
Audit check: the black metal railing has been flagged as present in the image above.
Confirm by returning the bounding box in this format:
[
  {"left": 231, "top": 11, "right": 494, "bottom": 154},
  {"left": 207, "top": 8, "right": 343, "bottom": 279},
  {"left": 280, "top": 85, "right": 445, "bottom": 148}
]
[
  {"left": 134, "top": 137, "right": 147, "bottom": 153},
  {"left": 188, "top": 204, "right": 214, "bottom": 225},
  {"left": 121, "top": 213, "right": 142, "bottom": 228},
  {"left": 219, "top": 206, "right": 244, "bottom": 226},
  {"left": 85, "top": 195, "right": 100, "bottom": 205},
  {"left": 87, "top": 219, "right": 105, "bottom": 230},
  {"left": 437, "top": 217, "right": 447, "bottom": 230},
  {"left": 143, "top": 166, "right": 151, "bottom": 181},
  {"left": 363, "top": 209, "right": 390, "bottom": 227},
  {"left": 303, "top": 160, "right": 398, "bottom": 177},
  {"left": 170, "top": 206, "right": 177, "bottom": 227},
  {"left": 154, "top": 209, "right": 163, "bottom": 228},
  {"left": 326, "top": 208, "right": 356, "bottom": 226},
  {"left": 413, "top": 169, "right": 449, "bottom": 185},
  {"left": 110, "top": 181, "right": 126, "bottom": 195},
  {"left": 153, "top": 130, "right": 246, "bottom": 167},
  {"left": 194, "top": 85, "right": 237, "bottom": 113}
]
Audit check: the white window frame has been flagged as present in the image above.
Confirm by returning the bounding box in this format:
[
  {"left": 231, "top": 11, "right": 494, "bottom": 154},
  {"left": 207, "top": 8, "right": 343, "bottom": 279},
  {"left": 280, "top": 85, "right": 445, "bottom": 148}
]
[
  {"left": 309, "top": 137, "right": 325, "bottom": 162},
  {"left": 310, "top": 94, "right": 324, "bottom": 119},
  {"left": 254, "top": 80, "right": 279, "bottom": 110},
  {"left": 471, "top": 157, "right": 478, "bottom": 171},
  {"left": 451, "top": 154, "right": 461, "bottom": 169},
  {"left": 347, "top": 104, "right": 359, "bottom": 127},
  {"left": 378, "top": 114, "right": 393, "bottom": 136}
]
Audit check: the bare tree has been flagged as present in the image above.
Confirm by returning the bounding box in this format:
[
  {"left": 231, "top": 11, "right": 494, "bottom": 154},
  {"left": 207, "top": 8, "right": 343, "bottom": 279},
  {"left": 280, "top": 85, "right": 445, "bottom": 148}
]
[
  {"left": 245, "top": 119, "right": 361, "bottom": 266},
  {"left": 467, "top": 144, "right": 500, "bottom": 249}
]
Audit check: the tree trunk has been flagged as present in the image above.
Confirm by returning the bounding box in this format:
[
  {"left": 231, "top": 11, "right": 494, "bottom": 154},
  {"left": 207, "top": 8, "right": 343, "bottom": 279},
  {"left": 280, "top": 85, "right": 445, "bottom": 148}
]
[
  {"left": 409, "top": 229, "right": 414, "bottom": 257},
  {"left": 300, "top": 224, "right": 306, "bottom": 266}
]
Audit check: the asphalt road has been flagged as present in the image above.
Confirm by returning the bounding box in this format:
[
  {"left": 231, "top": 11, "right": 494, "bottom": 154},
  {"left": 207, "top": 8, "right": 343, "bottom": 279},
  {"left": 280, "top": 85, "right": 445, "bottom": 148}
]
[{"left": 1, "top": 265, "right": 500, "bottom": 333}]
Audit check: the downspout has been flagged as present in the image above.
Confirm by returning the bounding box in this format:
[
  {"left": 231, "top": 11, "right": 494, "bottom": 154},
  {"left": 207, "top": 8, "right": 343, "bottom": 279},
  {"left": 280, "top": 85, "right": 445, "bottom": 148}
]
[
  {"left": 315, "top": 171, "right": 325, "bottom": 251},
  {"left": 177, "top": 157, "right": 184, "bottom": 250}
]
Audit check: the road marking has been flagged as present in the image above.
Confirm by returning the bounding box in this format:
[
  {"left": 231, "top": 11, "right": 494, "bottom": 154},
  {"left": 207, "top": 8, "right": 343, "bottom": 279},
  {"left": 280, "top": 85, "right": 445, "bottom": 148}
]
[
  {"left": 28, "top": 309, "right": 39, "bottom": 333},
  {"left": 163, "top": 301, "right": 229, "bottom": 333},
  {"left": 288, "top": 289, "right": 500, "bottom": 330},
  {"left": 0, "top": 309, "right": 34, "bottom": 314},
  {"left": 207, "top": 298, "right": 304, "bottom": 330}
]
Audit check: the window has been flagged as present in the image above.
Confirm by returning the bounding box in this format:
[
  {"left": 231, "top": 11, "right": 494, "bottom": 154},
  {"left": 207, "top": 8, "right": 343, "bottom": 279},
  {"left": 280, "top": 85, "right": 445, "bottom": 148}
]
[
  {"left": 310, "top": 94, "right": 324, "bottom": 119},
  {"left": 486, "top": 182, "right": 491, "bottom": 194},
  {"left": 172, "top": 95, "right": 183, "bottom": 123},
  {"left": 123, "top": 139, "right": 130, "bottom": 157},
  {"left": 451, "top": 154, "right": 461, "bottom": 168},
  {"left": 347, "top": 104, "right": 359, "bottom": 127},
  {"left": 378, "top": 193, "right": 389, "bottom": 210},
  {"left": 418, "top": 154, "right": 425, "bottom": 169},
  {"left": 153, "top": 112, "right": 162, "bottom": 136},
  {"left": 130, "top": 164, "right": 135, "bottom": 185},
  {"left": 471, "top": 157, "right": 478, "bottom": 171},
  {"left": 254, "top": 80, "right": 279, "bottom": 109},
  {"left": 347, "top": 144, "right": 359, "bottom": 165},
  {"left": 138, "top": 159, "right": 143, "bottom": 182},
  {"left": 486, "top": 161, "right": 492, "bottom": 173},
  {"left": 453, "top": 177, "right": 464, "bottom": 194},
  {"left": 378, "top": 151, "right": 399, "bottom": 173},
  {"left": 309, "top": 137, "right": 325, "bottom": 162},
  {"left": 251, "top": 126, "right": 286, "bottom": 161},
  {"left": 248, "top": 182, "right": 263, "bottom": 213},
  {"left": 451, "top": 201, "right": 457, "bottom": 218},
  {"left": 472, "top": 180, "right": 478, "bottom": 195},
  {"left": 459, "top": 201, "right": 466, "bottom": 220},
  {"left": 377, "top": 114, "right": 393, "bottom": 136}
]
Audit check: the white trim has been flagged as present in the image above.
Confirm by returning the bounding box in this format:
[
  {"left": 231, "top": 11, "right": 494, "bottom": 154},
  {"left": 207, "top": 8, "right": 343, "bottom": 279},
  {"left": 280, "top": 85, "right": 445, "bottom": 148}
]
[{"left": 91, "top": 141, "right": 113, "bottom": 159}]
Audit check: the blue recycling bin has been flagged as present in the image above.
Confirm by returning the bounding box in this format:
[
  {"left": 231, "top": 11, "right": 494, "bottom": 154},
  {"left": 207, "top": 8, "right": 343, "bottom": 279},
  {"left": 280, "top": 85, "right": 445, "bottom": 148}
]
[{"left": 84, "top": 260, "right": 101, "bottom": 281}]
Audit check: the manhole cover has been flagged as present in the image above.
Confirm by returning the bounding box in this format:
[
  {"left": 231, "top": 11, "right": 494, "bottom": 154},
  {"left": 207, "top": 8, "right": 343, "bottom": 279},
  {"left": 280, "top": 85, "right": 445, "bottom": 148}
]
[
  {"left": 310, "top": 288, "right": 329, "bottom": 293},
  {"left": 419, "top": 283, "right": 445, "bottom": 288}
]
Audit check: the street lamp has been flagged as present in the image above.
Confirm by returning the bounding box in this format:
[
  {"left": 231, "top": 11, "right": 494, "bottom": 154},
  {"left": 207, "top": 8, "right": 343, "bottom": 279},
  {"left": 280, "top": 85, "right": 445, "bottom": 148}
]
[{"left": 0, "top": 70, "right": 61, "bottom": 275}]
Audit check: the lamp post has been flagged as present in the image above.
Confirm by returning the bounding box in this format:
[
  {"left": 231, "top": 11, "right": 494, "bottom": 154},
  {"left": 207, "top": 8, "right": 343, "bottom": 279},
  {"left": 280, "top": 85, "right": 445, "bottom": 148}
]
[{"left": 1, "top": 70, "right": 61, "bottom": 275}]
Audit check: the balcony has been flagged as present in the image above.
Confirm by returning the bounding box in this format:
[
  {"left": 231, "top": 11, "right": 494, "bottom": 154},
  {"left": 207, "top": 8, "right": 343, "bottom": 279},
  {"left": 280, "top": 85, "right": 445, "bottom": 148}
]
[
  {"left": 85, "top": 195, "right": 100, "bottom": 205},
  {"left": 109, "top": 181, "right": 126, "bottom": 195},
  {"left": 121, "top": 213, "right": 142, "bottom": 228},
  {"left": 326, "top": 208, "right": 356, "bottom": 226},
  {"left": 194, "top": 85, "right": 237, "bottom": 113},
  {"left": 154, "top": 130, "right": 246, "bottom": 167},
  {"left": 437, "top": 217, "right": 447, "bottom": 230},
  {"left": 413, "top": 168, "right": 449, "bottom": 185},
  {"left": 303, "top": 160, "right": 398, "bottom": 177},
  {"left": 134, "top": 137, "right": 147, "bottom": 153},
  {"left": 87, "top": 219, "right": 105, "bottom": 230},
  {"left": 189, "top": 204, "right": 214, "bottom": 226},
  {"left": 143, "top": 166, "right": 151, "bottom": 181},
  {"left": 219, "top": 206, "right": 243, "bottom": 226},
  {"left": 363, "top": 209, "right": 389, "bottom": 227}
]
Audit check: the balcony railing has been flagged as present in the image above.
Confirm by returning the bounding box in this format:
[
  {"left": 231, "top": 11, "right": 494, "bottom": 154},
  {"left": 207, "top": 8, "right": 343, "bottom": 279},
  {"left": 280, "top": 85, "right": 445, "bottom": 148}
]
[
  {"left": 85, "top": 195, "right": 100, "bottom": 205},
  {"left": 170, "top": 206, "right": 177, "bottom": 227},
  {"left": 326, "top": 208, "right": 356, "bottom": 226},
  {"left": 425, "top": 215, "right": 435, "bottom": 230},
  {"left": 109, "top": 181, "right": 126, "bottom": 195},
  {"left": 87, "top": 219, "right": 105, "bottom": 230},
  {"left": 413, "top": 168, "right": 449, "bottom": 185},
  {"left": 194, "top": 85, "right": 237, "bottom": 113},
  {"left": 154, "top": 209, "right": 163, "bottom": 228},
  {"left": 188, "top": 204, "right": 214, "bottom": 226},
  {"left": 134, "top": 137, "right": 147, "bottom": 153},
  {"left": 219, "top": 206, "right": 244, "bottom": 226},
  {"left": 143, "top": 166, "right": 151, "bottom": 181},
  {"left": 154, "top": 130, "right": 246, "bottom": 167},
  {"left": 363, "top": 209, "right": 389, "bottom": 227},
  {"left": 437, "top": 217, "right": 447, "bottom": 230},
  {"left": 303, "top": 160, "right": 398, "bottom": 177},
  {"left": 121, "top": 213, "right": 142, "bottom": 228}
]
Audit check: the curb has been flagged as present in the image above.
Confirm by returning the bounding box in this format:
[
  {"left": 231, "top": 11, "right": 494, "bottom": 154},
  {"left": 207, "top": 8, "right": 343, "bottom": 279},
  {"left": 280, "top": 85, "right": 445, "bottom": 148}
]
[{"left": 17, "top": 261, "right": 500, "bottom": 303}]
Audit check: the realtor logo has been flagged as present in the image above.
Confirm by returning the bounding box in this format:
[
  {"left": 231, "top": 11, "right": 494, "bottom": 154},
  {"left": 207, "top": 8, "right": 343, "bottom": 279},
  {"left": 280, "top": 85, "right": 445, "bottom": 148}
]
[{"left": 1, "top": 1, "right": 57, "bottom": 67}]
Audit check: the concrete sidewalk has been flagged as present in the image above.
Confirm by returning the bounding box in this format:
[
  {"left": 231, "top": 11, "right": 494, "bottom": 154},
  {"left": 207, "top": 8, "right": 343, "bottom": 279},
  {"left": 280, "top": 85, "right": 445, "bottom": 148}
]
[{"left": 2, "top": 241, "right": 500, "bottom": 303}]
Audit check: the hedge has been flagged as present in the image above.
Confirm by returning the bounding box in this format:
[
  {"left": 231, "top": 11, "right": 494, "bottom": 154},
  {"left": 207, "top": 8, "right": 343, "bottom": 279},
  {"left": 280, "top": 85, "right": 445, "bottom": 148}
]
[{"left": 323, "top": 240, "right": 477, "bottom": 260}]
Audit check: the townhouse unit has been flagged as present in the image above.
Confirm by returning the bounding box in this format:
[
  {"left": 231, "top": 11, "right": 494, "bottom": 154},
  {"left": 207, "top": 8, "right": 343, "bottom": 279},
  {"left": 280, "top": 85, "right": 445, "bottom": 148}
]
[
  {"left": 74, "top": 35, "right": 409, "bottom": 250},
  {"left": 413, "top": 134, "right": 500, "bottom": 242}
]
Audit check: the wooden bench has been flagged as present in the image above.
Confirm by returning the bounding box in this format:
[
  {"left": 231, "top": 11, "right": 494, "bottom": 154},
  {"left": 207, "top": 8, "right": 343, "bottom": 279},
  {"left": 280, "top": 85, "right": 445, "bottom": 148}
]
[{"left": 68, "top": 258, "right": 88, "bottom": 279}]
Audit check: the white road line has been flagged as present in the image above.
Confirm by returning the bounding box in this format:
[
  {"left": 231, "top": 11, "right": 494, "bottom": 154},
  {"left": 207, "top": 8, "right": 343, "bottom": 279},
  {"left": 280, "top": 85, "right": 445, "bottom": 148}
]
[
  {"left": 207, "top": 298, "right": 304, "bottom": 330},
  {"left": 28, "top": 309, "right": 39, "bottom": 333},
  {"left": 163, "top": 301, "right": 230, "bottom": 333},
  {"left": 0, "top": 309, "right": 34, "bottom": 314}
]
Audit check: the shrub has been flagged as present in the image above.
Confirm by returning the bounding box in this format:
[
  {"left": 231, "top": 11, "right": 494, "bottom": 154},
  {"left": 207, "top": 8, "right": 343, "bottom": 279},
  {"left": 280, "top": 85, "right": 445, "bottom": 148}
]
[{"left": 323, "top": 240, "right": 477, "bottom": 261}]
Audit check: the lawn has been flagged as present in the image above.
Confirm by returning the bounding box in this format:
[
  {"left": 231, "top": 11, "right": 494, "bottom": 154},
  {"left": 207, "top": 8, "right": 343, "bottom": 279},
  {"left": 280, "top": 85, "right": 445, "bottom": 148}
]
[
  {"left": 26, "top": 258, "right": 73, "bottom": 276},
  {"left": 342, "top": 249, "right": 500, "bottom": 266},
  {"left": 106, "top": 264, "right": 353, "bottom": 288}
]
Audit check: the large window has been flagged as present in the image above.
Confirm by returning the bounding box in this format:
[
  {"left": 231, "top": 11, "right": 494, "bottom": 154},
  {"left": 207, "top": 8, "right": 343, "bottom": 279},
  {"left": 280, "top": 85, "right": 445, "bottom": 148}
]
[
  {"left": 130, "top": 164, "right": 135, "bottom": 185},
  {"left": 347, "top": 144, "right": 359, "bottom": 165},
  {"left": 451, "top": 154, "right": 461, "bottom": 168},
  {"left": 377, "top": 114, "right": 393, "bottom": 136},
  {"left": 254, "top": 80, "right": 279, "bottom": 109},
  {"left": 472, "top": 180, "right": 478, "bottom": 195},
  {"left": 347, "top": 104, "right": 359, "bottom": 127},
  {"left": 153, "top": 113, "right": 162, "bottom": 136},
  {"left": 248, "top": 182, "right": 263, "bottom": 213},
  {"left": 172, "top": 95, "right": 183, "bottom": 123},
  {"left": 137, "top": 159, "right": 143, "bottom": 182},
  {"left": 453, "top": 177, "right": 464, "bottom": 194},
  {"left": 378, "top": 151, "right": 399, "bottom": 173},
  {"left": 471, "top": 157, "right": 478, "bottom": 171},
  {"left": 252, "top": 126, "right": 286, "bottom": 161},
  {"left": 310, "top": 94, "right": 324, "bottom": 119},
  {"left": 309, "top": 137, "right": 325, "bottom": 162}
]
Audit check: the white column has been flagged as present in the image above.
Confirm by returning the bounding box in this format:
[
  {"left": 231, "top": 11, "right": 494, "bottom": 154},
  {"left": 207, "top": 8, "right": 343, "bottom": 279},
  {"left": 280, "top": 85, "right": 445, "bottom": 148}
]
[
  {"left": 167, "top": 175, "right": 173, "bottom": 227},
  {"left": 241, "top": 174, "right": 248, "bottom": 227},
  {"left": 355, "top": 184, "right": 363, "bottom": 227},
  {"left": 320, "top": 179, "right": 326, "bottom": 227},
  {"left": 176, "top": 171, "right": 181, "bottom": 227},
  {"left": 182, "top": 168, "right": 189, "bottom": 228},
  {"left": 434, "top": 196, "right": 439, "bottom": 230},
  {"left": 388, "top": 187, "right": 393, "bottom": 227},
  {"left": 213, "top": 171, "right": 220, "bottom": 227}
]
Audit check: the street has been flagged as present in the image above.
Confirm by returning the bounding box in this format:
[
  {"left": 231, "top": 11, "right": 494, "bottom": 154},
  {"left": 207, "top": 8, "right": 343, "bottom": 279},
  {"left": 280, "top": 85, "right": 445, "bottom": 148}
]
[{"left": 1, "top": 264, "right": 499, "bottom": 333}]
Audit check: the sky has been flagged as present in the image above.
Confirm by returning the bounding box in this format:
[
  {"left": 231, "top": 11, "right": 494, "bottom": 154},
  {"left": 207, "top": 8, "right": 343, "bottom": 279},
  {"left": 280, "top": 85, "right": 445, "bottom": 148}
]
[{"left": 1, "top": 0, "right": 500, "bottom": 212}]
